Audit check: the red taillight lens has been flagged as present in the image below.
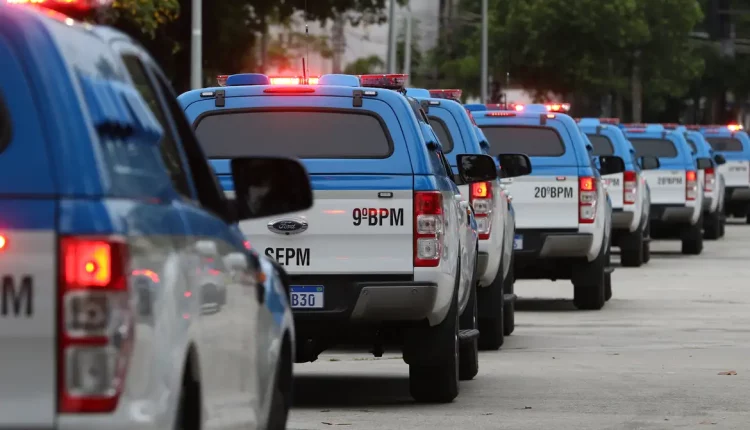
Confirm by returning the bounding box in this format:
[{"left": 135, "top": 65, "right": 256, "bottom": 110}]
[
  {"left": 59, "top": 236, "right": 133, "bottom": 413},
  {"left": 414, "top": 191, "right": 444, "bottom": 267},
  {"left": 470, "top": 182, "right": 494, "bottom": 240},
  {"left": 579, "top": 176, "right": 597, "bottom": 224},
  {"left": 623, "top": 170, "right": 637, "bottom": 205},
  {"left": 686, "top": 170, "right": 698, "bottom": 201},
  {"left": 704, "top": 167, "right": 715, "bottom": 192},
  {"left": 486, "top": 111, "right": 517, "bottom": 117}
]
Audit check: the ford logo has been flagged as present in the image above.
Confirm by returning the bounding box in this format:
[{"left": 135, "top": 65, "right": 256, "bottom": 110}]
[{"left": 267, "top": 218, "right": 308, "bottom": 235}]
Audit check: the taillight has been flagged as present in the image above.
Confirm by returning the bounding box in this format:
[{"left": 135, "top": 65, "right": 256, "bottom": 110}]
[
  {"left": 59, "top": 236, "right": 133, "bottom": 413},
  {"left": 686, "top": 170, "right": 698, "bottom": 200},
  {"left": 414, "top": 191, "right": 444, "bottom": 267},
  {"left": 704, "top": 167, "right": 715, "bottom": 192},
  {"left": 470, "top": 181, "right": 494, "bottom": 240},
  {"left": 623, "top": 170, "right": 637, "bottom": 205},
  {"left": 579, "top": 176, "right": 597, "bottom": 224}
]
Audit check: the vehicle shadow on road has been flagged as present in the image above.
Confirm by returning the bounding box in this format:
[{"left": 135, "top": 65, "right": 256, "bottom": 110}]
[
  {"left": 515, "top": 298, "right": 577, "bottom": 312},
  {"left": 293, "top": 374, "right": 415, "bottom": 408}
]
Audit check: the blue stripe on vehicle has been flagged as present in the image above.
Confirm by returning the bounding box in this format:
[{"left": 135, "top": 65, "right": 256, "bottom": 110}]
[{"left": 0, "top": 200, "right": 56, "bottom": 230}]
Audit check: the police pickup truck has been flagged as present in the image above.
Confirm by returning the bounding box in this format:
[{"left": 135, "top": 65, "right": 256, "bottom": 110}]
[
  {"left": 578, "top": 118, "right": 658, "bottom": 267},
  {"left": 1, "top": 1, "right": 312, "bottom": 429},
  {"left": 621, "top": 124, "right": 706, "bottom": 254},
  {"left": 179, "top": 73, "right": 501, "bottom": 403},
  {"left": 668, "top": 125, "right": 727, "bottom": 239},
  {"left": 405, "top": 89, "right": 528, "bottom": 350},
  {"left": 700, "top": 125, "right": 750, "bottom": 224},
  {"left": 473, "top": 104, "right": 625, "bottom": 310}
]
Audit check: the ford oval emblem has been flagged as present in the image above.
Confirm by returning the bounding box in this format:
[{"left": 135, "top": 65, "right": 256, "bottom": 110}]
[{"left": 267, "top": 218, "right": 308, "bottom": 235}]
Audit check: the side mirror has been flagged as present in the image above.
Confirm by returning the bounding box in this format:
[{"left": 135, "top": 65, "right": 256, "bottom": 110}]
[
  {"left": 714, "top": 153, "right": 726, "bottom": 165},
  {"left": 456, "top": 154, "right": 498, "bottom": 183},
  {"left": 696, "top": 157, "right": 713, "bottom": 170},
  {"left": 231, "top": 157, "right": 313, "bottom": 221},
  {"left": 598, "top": 155, "right": 626, "bottom": 175},
  {"left": 498, "top": 153, "right": 532, "bottom": 178},
  {"left": 639, "top": 155, "right": 660, "bottom": 170}
]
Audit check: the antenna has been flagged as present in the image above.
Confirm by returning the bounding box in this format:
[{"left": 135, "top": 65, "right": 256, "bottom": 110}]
[{"left": 302, "top": 0, "right": 310, "bottom": 83}]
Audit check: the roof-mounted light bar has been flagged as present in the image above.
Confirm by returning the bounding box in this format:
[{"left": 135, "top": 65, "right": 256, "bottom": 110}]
[
  {"left": 428, "top": 89, "right": 462, "bottom": 101},
  {"left": 545, "top": 103, "right": 571, "bottom": 112},
  {"left": 268, "top": 76, "right": 320, "bottom": 85},
  {"left": 359, "top": 74, "right": 408, "bottom": 91},
  {"left": 600, "top": 118, "right": 620, "bottom": 125}
]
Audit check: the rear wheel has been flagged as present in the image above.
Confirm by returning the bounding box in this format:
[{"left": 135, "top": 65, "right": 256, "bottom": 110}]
[
  {"left": 619, "top": 224, "right": 644, "bottom": 267},
  {"left": 502, "top": 255, "right": 515, "bottom": 336},
  {"left": 704, "top": 210, "right": 721, "bottom": 240},
  {"left": 573, "top": 242, "right": 606, "bottom": 310},
  {"left": 174, "top": 363, "right": 201, "bottom": 430},
  {"left": 681, "top": 218, "right": 704, "bottom": 255},
  {"left": 409, "top": 266, "right": 460, "bottom": 403},
  {"left": 477, "top": 276, "right": 504, "bottom": 351},
  {"left": 267, "top": 340, "right": 292, "bottom": 430},
  {"left": 458, "top": 274, "right": 479, "bottom": 381},
  {"left": 642, "top": 221, "right": 651, "bottom": 264}
]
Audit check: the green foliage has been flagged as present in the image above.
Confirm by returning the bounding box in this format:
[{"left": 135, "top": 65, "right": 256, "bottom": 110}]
[
  {"left": 343, "top": 55, "right": 385, "bottom": 74},
  {"left": 105, "top": 0, "right": 180, "bottom": 37}
]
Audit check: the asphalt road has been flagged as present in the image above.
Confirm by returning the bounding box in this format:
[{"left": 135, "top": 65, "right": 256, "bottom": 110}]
[{"left": 287, "top": 220, "right": 750, "bottom": 430}]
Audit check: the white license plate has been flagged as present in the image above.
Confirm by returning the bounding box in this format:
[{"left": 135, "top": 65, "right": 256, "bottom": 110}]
[
  {"left": 290, "top": 285, "right": 324, "bottom": 309},
  {"left": 513, "top": 234, "right": 523, "bottom": 250}
]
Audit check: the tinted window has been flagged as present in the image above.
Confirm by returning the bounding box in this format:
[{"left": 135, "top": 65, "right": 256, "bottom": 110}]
[
  {"left": 706, "top": 137, "right": 744, "bottom": 152},
  {"left": 428, "top": 117, "right": 455, "bottom": 153},
  {"left": 122, "top": 55, "right": 192, "bottom": 198},
  {"left": 586, "top": 134, "right": 615, "bottom": 156},
  {"left": 480, "top": 126, "right": 565, "bottom": 156},
  {"left": 685, "top": 138, "right": 698, "bottom": 154},
  {"left": 195, "top": 110, "right": 393, "bottom": 159},
  {"left": 629, "top": 139, "right": 678, "bottom": 158}
]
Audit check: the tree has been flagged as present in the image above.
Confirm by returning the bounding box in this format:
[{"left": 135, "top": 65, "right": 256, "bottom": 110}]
[{"left": 344, "top": 55, "right": 385, "bottom": 74}]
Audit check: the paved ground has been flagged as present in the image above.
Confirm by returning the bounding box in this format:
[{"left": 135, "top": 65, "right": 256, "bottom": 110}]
[{"left": 287, "top": 220, "right": 750, "bottom": 430}]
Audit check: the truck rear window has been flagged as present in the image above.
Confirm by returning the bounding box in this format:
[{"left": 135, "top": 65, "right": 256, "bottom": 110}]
[
  {"left": 706, "top": 137, "right": 744, "bottom": 152},
  {"left": 428, "top": 116, "right": 455, "bottom": 153},
  {"left": 629, "top": 138, "right": 678, "bottom": 158},
  {"left": 194, "top": 110, "right": 393, "bottom": 158},
  {"left": 586, "top": 135, "right": 614, "bottom": 156},
  {"left": 480, "top": 126, "right": 565, "bottom": 156}
]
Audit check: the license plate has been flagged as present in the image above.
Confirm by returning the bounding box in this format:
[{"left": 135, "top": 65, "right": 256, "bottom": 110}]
[
  {"left": 513, "top": 234, "right": 523, "bottom": 250},
  {"left": 290, "top": 285, "right": 324, "bottom": 309}
]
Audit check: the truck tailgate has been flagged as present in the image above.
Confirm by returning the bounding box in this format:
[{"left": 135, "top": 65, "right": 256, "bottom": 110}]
[
  {"left": 643, "top": 169, "right": 686, "bottom": 204},
  {"left": 502, "top": 175, "right": 579, "bottom": 229},
  {"left": 238, "top": 174, "right": 414, "bottom": 275},
  {"left": 602, "top": 173, "right": 624, "bottom": 208},
  {"left": 719, "top": 160, "right": 750, "bottom": 187},
  {"left": 0, "top": 200, "right": 57, "bottom": 427}
]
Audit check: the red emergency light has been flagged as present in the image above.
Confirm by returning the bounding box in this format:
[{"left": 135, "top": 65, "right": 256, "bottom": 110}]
[
  {"left": 600, "top": 118, "right": 620, "bottom": 125},
  {"left": 685, "top": 125, "right": 702, "bottom": 131},
  {"left": 359, "top": 74, "right": 408, "bottom": 90},
  {"left": 429, "top": 89, "right": 462, "bottom": 101},
  {"left": 6, "top": 0, "right": 112, "bottom": 16},
  {"left": 662, "top": 123, "right": 680, "bottom": 129},
  {"left": 514, "top": 104, "right": 524, "bottom": 111},
  {"left": 267, "top": 76, "right": 319, "bottom": 85},
  {"left": 728, "top": 124, "right": 743, "bottom": 131},
  {"left": 216, "top": 75, "right": 228, "bottom": 87}
]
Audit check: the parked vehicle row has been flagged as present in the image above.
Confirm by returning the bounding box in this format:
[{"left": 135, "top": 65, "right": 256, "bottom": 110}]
[{"left": 6, "top": 2, "right": 750, "bottom": 429}]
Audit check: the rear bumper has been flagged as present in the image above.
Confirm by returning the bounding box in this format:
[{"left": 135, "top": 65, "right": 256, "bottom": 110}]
[
  {"left": 611, "top": 209, "right": 634, "bottom": 230},
  {"left": 289, "top": 274, "right": 438, "bottom": 324},
  {"left": 513, "top": 229, "right": 593, "bottom": 259},
  {"left": 650, "top": 204, "right": 694, "bottom": 224},
  {"left": 726, "top": 186, "right": 750, "bottom": 202}
]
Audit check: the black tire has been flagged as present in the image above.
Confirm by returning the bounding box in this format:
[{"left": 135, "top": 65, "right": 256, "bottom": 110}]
[
  {"left": 409, "top": 267, "right": 460, "bottom": 403},
  {"left": 681, "top": 218, "right": 703, "bottom": 255},
  {"left": 267, "top": 374, "right": 289, "bottom": 430},
  {"left": 458, "top": 274, "right": 479, "bottom": 381},
  {"left": 746, "top": 212, "right": 750, "bottom": 225},
  {"left": 477, "top": 278, "right": 504, "bottom": 351},
  {"left": 719, "top": 217, "right": 726, "bottom": 237},
  {"left": 604, "top": 239, "right": 613, "bottom": 301},
  {"left": 502, "top": 255, "right": 515, "bottom": 336},
  {"left": 704, "top": 210, "right": 721, "bottom": 240},
  {"left": 619, "top": 224, "right": 644, "bottom": 267},
  {"left": 642, "top": 221, "right": 651, "bottom": 264},
  {"left": 573, "top": 241, "right": 607, "bottom": 310},
  {"left": 174, "top": 368, "right": 200, "bottom": 430}
]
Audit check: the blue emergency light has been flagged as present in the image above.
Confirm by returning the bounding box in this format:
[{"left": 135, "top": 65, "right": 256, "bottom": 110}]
[
  {"left": 318, "top": 74, "right": 361, "bottom": 87},
  {"left": 225, "top": 73, "right": 271, "bottom": 87}
]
